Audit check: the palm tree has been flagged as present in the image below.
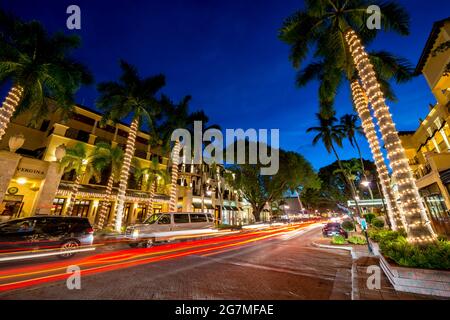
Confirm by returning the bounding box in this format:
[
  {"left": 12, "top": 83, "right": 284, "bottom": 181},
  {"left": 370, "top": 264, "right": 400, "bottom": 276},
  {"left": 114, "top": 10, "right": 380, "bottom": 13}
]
[
  {"left": 307, "top": 113, "right": 362, "bottom": 217},
  {"left": 158, "top": 95, "right": 218, "bottom": 212},
  {"left": 90, "top": 142, "right": 124, "bottom": 230},
  {"left": 97, "top": 60, "right": 165, "bottom": 232},
  {"left": 60, "top": 143, "right": 90, "bottom": 216},
  {"left": 133, "top": 157, "right": 169, "bottom": 221},
  {"left": 280, "top": 0, "right": 435, "bottom": 239},
  {"left": 0, "top": 11, "right": 92, "bottom": 140},
  {"left": 294, "top": 51, "right": 413, "bottom": 230}
]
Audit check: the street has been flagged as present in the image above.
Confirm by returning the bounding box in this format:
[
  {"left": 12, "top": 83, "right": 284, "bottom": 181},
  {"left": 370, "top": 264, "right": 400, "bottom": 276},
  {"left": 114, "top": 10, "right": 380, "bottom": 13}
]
[{"left": 0, "top": 223, "right": 355, "bottom": 299}]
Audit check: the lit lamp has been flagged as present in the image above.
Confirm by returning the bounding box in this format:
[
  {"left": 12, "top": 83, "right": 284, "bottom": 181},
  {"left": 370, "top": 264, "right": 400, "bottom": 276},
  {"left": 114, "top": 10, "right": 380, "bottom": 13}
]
[
  {"left": 54, "top": 144, "right": 66, "bottom": 162},
  {"left": 8, "top": 133, "right": 25, "bottom": 153},
  {"left": 361, "top": 180, "right": 370, "bottom": 187}
]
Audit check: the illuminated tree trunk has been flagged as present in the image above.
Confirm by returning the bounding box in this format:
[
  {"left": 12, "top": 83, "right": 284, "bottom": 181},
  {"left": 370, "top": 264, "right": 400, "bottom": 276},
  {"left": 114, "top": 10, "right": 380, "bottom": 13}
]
[
  {"left": 0, "top": 85, "right": 24, "bottom": 141},
  {"left": 345, "top": 29, "right": 435, "bottom": 241},
  {"left": 114, "top": 117, "right": 139, "bottom": 232},
  {"left": 66, "top": 173, "right": 83, "bottom": 216},
  {"left": 351, "top": 79, "right": 406, "bottom": 230},
  {"left": 169, "top": 140, "right": 181, "bottom": 212},
  {"left": 145, "top": 181, "right": 156, "bottom": 220},
  {"left": 96, "top": 174, "right": 114, "bottom": 229}
]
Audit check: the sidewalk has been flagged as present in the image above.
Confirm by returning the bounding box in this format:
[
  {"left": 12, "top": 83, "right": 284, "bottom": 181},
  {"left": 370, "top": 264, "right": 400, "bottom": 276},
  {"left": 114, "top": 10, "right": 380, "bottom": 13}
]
[{"left": 312, "top": 235, "right": 434, "bottom": 300}]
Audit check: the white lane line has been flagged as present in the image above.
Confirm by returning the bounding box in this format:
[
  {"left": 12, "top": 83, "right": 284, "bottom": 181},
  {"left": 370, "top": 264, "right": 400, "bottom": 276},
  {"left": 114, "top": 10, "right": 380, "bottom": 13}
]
[{"left": 0, "top": 247, "right": 96, "bottom": 262}]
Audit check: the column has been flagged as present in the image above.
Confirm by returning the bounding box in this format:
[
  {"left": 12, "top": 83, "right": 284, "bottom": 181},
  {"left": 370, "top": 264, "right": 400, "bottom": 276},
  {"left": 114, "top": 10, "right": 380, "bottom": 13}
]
[{"left": 0, "top": 151, "right": 21, "bottom": 204}]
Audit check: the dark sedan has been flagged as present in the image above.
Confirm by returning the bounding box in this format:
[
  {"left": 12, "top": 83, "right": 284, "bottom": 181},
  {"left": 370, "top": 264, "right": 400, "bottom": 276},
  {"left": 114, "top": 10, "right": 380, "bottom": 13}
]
[{"left": 322, "top": 222, "right": 348, "bottom": 238}]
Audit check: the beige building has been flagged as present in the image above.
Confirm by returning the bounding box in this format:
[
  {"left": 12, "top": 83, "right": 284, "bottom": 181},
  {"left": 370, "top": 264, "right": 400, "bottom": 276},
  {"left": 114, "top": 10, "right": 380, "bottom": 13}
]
[
  {"left": 398, "top": 17, "right": 450, "bottom": 236},
  {"left": 0, "top": 103, "right": 254, "bottom": 227}
]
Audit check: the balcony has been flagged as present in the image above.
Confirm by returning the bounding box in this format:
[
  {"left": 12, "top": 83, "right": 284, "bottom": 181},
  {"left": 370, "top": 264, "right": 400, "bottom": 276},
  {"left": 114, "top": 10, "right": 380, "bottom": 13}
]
[{"left": 414, "top": 152, "right": 450, "bottom": 189}]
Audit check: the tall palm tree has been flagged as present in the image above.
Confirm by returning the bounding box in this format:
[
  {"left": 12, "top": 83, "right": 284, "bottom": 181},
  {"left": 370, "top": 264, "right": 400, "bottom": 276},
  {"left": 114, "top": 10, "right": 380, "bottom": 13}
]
[
  {"left": 133, "top": 157, "right": 169, "bottom": 220},
  {"left": 60, "top": 143, "right": 90, "bottom": 216},
  {"left": 97, "top": 60, "right": 165, "bottom": 232},
  {"left": 307, "top": 113, "right": 362, "bottom": 217},
  {"left": 0, "top": 11, "right": 92, "bottom": 140},
  {"left": 90, "top": 142, "right": 124, "bottom": 230},
  {"left": 280, "top": 0, "right": 435, "bottom": 239},
  {"left": 294, "top": 51, "right": 413, "bottom": 230},
  {"left": 158, "top": 95, "right": 218, "bottom": 212}
]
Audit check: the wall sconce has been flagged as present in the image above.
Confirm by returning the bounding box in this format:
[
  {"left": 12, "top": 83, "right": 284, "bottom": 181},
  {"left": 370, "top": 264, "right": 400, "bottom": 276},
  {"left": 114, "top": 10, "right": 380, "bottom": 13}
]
[
  {"left": 9, "top": 133, "right": 25, "bottom": 153},
  {"left": 54, "top": 144, "right": 66, "bottom": 161}
]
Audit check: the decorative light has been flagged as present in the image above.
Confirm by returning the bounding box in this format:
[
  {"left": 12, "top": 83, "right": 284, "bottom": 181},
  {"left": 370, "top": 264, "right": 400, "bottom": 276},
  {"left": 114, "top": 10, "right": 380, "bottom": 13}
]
[
  {"left": 8, "top": 133, "right": 25, "bottom": 153},
  {"left": 345, "top": 29, "right": 436, "bottom": 241},
  {"left": 169, "top": 140, "right": 181, "bottom": 212},
  {"left": 54, "top": 144, "right": 66, "bottom": 162},
  {"left": 0, "top": 86, "right": 24, "bottom": 141},
  {"left": 17, "top": 177, "right": 27, "bottom": 185}
]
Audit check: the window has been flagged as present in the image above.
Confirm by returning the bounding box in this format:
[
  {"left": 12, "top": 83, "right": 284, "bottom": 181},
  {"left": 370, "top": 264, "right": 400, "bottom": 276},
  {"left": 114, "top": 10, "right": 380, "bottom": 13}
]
[
  {"left": 174, "top": 214, "right": 189, "bottom": 223},
  {"left": 51, "top": 198, "right": 66, "bottom": 215},
  {"left": 158, "top": 214, "right": 171, "bottom": 224},
  {"left": 39, "top": 120, "right": 50, "bottom": 132},
  {"left": 190, "top": 213, "right": 207, "bottom": 223},
  {"left": 207, "top": 214, "right": 214, "bottom": 222},
  {"left": 72, "top": 200, "right": 91, "bottom": 217},
  {"left": 0, "top": 219, "right": 34, "bottom": 233}
]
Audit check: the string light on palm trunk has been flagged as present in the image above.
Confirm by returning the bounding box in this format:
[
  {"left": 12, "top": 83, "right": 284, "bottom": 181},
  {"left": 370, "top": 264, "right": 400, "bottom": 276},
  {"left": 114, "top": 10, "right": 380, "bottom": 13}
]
[
  {"left": 345, "top": 29, "right": 436, "bottom": 241},
  {"left": 114, "top": 118, "right": 139, "bottom": 232},
  {"left": 0, "top": 86, "right": 24, "bottom": 140},
  {"left": 169, "top": 140, "right": 181, "bottom": 212},
  {"left": 351, "top": 80, "right": 405, "bottom": 230}
]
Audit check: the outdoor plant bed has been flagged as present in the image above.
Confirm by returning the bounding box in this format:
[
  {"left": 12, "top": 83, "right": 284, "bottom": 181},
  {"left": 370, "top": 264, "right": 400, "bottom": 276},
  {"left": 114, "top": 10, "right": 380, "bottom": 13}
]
[
  {"left": 379, "top": 253, "right": 450, "bottom": 297},
  {"left": 368, "top": 229, "right": 450, "bottom": 297}
]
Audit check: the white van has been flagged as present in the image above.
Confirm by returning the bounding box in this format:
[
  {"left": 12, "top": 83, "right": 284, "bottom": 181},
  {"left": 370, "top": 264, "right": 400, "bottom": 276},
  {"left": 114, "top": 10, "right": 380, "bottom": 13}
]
[{"left": 125, "top": 212, "right": 216, "bottom": 247}]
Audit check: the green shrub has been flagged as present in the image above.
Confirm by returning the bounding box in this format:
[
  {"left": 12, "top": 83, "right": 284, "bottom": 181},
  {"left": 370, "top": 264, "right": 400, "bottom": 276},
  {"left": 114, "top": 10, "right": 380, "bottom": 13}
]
[
  {"left": 341, "top": 220, "right": 355, "bottom": 232},
  {"left": 368, "top": 229, "right": 405, "bottom": 242},
  {"left": 331, "top": 235, "right": 347, "bottom": 245},
  {"left": 372, "top": 218, "right": 385, "bottom": 228},
  {"left": 348, "top": 235, "right": 367, "bottom": 245},
  {"left": 364, "top": 213, "right": 376, "bottom": 224},
  {"left": 380, "top": 237, "right": 450, "bottom": 270}
]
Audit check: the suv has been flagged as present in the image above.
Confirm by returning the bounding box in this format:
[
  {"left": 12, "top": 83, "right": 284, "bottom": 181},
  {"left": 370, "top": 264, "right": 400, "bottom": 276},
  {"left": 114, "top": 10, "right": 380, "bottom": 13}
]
[
  {"left": 0, "top": 216, "right": 94, "bottom": 258},
  {"left": 125, "top": 212, "right": 215, "bottom": 247}
]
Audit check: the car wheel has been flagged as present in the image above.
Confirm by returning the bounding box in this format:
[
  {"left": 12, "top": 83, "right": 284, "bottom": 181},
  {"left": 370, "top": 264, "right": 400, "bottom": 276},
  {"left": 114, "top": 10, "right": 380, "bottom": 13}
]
[
  {"left": 142, "top": 238, "right": 154, "bottom": 248},
  {"left": 58, "top": 240, "right": 80, "bottom": 259}
]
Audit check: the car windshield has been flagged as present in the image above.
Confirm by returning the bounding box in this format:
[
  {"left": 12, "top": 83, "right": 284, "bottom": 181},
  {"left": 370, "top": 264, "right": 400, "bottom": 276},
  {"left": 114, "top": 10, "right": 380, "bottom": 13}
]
[
  {"left": 326, "top": 223, "right": 341, "bottom": 228},
  {"left": 144, "top": 214, "right": 161, "bottom": 224}
]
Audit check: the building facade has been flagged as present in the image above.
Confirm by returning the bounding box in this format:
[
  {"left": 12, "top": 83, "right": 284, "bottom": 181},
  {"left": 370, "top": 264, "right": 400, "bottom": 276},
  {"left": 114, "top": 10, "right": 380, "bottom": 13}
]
[
  {"left": 398, "top": 17, "right": 450, "bottom": 236},
  {"left": 0, "top": 103, "right": 255, "bottom": 227}
]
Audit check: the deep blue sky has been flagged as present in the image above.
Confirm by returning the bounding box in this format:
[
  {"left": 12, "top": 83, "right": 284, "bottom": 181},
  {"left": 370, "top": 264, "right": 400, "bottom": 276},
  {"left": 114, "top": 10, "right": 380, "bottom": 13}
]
[{"left": 2, "top": 0, "right": 450, "bottom": 169}]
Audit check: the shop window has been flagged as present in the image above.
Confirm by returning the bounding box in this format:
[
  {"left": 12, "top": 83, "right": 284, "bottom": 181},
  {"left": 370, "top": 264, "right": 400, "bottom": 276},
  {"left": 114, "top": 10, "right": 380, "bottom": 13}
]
[
  {"left": 72, "top": 200, "right": 91, "bottom": 217},
  {"left": 136, "top": 204, "right": 148, "bottom": 222},
  {"left": 51, "top": 198, "right": 66, "bottom": 215}
]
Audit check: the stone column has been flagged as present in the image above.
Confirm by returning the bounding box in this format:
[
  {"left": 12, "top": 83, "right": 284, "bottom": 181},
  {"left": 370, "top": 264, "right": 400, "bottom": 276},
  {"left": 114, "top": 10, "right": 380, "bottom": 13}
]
[
  {"left": 34, "top": 162, "right": 63, "bottom": 215},
  {"left": 0, "top": 151, "right": 21, "bottom": 204}
]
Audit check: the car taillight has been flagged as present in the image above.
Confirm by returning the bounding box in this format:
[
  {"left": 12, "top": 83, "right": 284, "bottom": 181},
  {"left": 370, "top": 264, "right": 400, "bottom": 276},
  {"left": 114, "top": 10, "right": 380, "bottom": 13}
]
[{"left": 86, "top": 227, "right": 94, "bottom": 234}]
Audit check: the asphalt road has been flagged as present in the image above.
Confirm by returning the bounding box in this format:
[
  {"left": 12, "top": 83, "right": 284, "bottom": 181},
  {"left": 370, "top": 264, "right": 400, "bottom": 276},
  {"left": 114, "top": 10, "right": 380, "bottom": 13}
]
[{"left": 0, "top": 223, "right": 354, "bottom": 299}]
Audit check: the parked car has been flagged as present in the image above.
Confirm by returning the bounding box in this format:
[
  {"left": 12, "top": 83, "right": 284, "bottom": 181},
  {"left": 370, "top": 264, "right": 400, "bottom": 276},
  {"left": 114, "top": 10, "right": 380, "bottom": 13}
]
[
  {"left": 322, "top": 222, "right": 348, "bottom": 238},
  {"left": 125, "top": 212, "right": 215, "bottom": 247},
  {"left": 0, "top": 216, "right": 94, "bottom": 258}
]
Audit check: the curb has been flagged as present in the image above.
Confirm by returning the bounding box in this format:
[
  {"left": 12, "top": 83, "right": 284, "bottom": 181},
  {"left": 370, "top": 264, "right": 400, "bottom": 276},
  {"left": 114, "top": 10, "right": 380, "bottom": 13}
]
[{"left": 311, "top": 241, "right": 356, "bottom": 259}]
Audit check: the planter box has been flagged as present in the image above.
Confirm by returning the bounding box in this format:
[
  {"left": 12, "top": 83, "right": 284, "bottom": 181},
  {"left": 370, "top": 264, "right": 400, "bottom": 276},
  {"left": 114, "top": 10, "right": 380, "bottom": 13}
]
[{"left": 379, "top": 253, "right": 450, "bottom": 298}]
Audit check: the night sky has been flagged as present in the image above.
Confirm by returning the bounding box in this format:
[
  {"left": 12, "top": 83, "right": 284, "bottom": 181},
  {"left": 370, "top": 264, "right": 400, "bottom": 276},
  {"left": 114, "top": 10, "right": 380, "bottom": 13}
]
[{"left": 2, "top": 0, "right": 450, "bottom": 169}]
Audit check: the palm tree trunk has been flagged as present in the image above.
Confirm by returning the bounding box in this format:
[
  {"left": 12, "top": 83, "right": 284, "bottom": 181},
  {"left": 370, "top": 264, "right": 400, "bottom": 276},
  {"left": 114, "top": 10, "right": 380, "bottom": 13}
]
[
  {"left": 145, "top": 181, "right": 156, "bottom": 221},
  {"left": 114, "top": 117, "right": 139, "bottom": 232},
  {"left": 96, "top": 174, "right": 114, "bottom": 229},
  {"left": 330, "top": 144, "right": 362, "bottom": 219},
  {"left": 0, "top": 85, "right": 24, "bottom": 141},
  {"left": 345, "top": 29, "right": 435, "bottom": 240},
  {"left": 66, "top": 173, "right": 82, "bottom": 216},
  {"left": 351, "top": 80, "right": 405, "bottom": 230},
  {"left": 169, "top": 140, "right": 181, "bottom": 212}
]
